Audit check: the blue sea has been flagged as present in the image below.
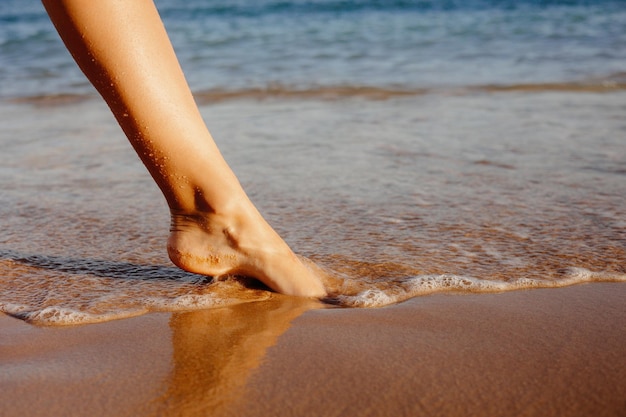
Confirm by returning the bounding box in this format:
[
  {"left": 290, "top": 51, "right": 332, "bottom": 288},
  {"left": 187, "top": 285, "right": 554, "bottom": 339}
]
[
  {"left": 1, "top": 0, "right": 626, "bottom": 98},
  {"left": 0, "top": 0, "right": 625, "bottom": 324}
]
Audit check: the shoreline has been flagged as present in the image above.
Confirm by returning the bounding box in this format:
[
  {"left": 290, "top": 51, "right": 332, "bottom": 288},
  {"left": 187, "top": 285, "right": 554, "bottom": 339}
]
[
  {"left": 4, "top": 75, "right": 626, "bottom": 107},
  {"left": 2, "top": 78, "right": 625, "bottom": 416},
  {"left": 2, "top": 283, "right": 625, "bottom": 416}
]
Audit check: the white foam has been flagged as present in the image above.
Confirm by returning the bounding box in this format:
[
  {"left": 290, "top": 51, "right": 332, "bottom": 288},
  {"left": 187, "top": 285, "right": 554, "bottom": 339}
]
[
  {"left": 0, "top": 303, "right": 148, "bottom": 326},
  {"left": 330, "top": 268, "right": 626, "bottom": 308},
  {"left": 2, "top": 267, "right": 625, "bottom": 325},
  {"left": 0, "top": 282, "right": 266, "bottom": 325}
]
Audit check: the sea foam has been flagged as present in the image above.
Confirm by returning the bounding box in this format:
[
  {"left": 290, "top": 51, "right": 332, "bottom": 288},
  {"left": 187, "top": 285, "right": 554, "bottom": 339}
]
[
  {"left": 328, "top": 268, "right": 626, "bottom": 308},
  {"left": 1, "top": 264, "right": 624, "bottom": 326}
]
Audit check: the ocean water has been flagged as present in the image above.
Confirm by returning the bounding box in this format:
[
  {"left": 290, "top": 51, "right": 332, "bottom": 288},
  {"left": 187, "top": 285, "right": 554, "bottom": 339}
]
[
  {"left": 2, "top": 0, "right": 626, "bottom": 98},
  {"left": 0, "top": 0, "right": 625, "bottom": 325}
]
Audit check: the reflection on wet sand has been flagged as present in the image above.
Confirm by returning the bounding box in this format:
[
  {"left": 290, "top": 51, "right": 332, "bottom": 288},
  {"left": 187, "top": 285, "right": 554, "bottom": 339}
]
[{"left": 156, "top": 297, "right": 322, "bottom": 416}]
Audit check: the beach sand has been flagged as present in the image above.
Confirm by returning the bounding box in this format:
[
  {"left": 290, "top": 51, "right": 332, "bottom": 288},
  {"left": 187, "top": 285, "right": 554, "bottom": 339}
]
[{"left": 2, "top": 283, "right": 625, "bottom": 417}]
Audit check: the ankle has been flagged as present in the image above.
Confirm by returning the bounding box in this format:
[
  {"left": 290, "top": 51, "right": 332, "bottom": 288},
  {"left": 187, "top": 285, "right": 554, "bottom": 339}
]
[{"left": 169, "top": 186, "right": 252, "bottom": 221}]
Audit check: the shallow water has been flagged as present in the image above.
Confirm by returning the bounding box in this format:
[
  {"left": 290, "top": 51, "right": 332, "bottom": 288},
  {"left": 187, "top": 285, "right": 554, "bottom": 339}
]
[
  {"left": 1, "top": 0, "right": 625, "bottom": 324},
  {"left": 1, "top": 89, "right": 625, "bottom": 324}
]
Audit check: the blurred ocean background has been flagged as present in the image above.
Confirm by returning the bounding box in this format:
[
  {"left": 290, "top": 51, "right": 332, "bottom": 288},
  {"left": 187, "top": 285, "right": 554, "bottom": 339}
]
[{"left": 1, "top": 0, "right": 625, "bottom": 98}]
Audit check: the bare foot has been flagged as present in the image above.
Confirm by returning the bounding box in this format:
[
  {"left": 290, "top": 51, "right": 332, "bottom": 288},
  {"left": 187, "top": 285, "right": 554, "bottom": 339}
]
[{"left": 166, "top": 203, "right": 327, "bottom": 298}]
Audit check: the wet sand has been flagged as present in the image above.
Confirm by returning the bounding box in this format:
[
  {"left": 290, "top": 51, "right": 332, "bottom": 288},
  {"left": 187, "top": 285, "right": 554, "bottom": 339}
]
[{"left": 2, "top": 283, "right": 625, "bottom": 417}]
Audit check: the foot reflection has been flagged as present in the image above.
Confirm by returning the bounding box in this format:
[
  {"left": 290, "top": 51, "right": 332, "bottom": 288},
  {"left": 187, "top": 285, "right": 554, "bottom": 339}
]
[{"left": 158, "top": 297, "right": 320, "bottom": 416}]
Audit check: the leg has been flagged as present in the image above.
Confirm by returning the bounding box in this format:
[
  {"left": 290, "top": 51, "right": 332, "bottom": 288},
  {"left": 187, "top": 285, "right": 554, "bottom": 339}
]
[{"left": 42, "top": 0, "right": 326, "bottom": 297}]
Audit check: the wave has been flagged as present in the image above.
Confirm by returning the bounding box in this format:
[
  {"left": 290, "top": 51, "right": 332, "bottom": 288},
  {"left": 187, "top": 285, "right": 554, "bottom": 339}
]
[
  {"left": 326, "top": 267, "right": 626, "bottom": 308},
  {"left": 193, "top": 80, "right": 626, "bottom": 102},
  {"left": 155, "top": 0, "right": 626, "bottom": 19},
  {"left": 1, "top": 250, "right": 624, "bottom": 326},
  {"left": 8, "top": 76, "right": 626, "bottom": 106},
  {"left": 3, "top": 0, "right": 623, "bottom": 24},
  {"left": 193, "top": 86, "right": 428, "bottom": 103}
]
